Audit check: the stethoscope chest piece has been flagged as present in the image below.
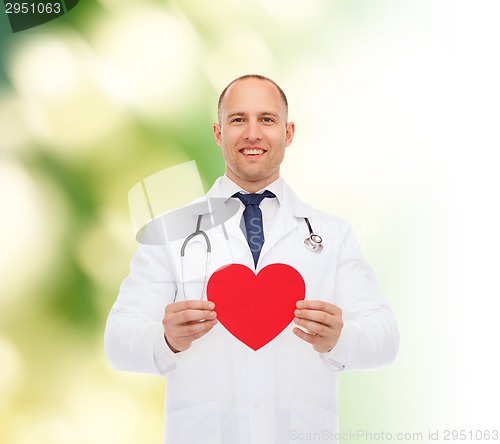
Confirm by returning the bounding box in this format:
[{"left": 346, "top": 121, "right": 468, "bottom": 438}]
[
  {"left": 304, "top": 234, "right": 323, "bottom": 252},
  {"left": 303, "top": 217, "right": 323, "bottom": 252}
]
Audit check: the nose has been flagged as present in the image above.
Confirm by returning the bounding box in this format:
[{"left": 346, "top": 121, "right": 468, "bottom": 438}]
[{"left": 244, "top": 120, "right": 262, "bottom": 142}]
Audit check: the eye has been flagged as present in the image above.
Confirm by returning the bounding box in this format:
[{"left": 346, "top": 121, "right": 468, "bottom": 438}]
[
  {"left": 261, "top": 116, "right": 275, "bottom": 124},
  {"left": 230, "top": 117, "right": 244, "bottom": 124}
]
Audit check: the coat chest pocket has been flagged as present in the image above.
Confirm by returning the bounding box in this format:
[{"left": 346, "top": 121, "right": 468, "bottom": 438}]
[
  {"left": 165, "top": 401, "right": 221, "bottom": 444},
  {"left": 289, "top": 399, "right": 338, "bottom": 443}
]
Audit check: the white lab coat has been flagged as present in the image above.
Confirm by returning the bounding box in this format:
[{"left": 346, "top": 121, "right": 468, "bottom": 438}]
[{"left": 104, "top": 177, "right": 399, "bottom": 444}]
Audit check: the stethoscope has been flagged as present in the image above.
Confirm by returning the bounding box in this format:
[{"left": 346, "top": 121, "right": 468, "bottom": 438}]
[
  {"left": 178, "top": 215, "right": 322, "bottom": 300},
  {"left": 180, "top": 214, "right": 211, "bottom": 302},
  {"left": 303, "top": 217, "right": 323, "bottom": 252}
]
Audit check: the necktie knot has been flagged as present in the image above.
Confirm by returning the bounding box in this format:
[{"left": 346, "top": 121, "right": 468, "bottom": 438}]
[{"left": 234, "top": 190, "right": 276, "bottom": 207}]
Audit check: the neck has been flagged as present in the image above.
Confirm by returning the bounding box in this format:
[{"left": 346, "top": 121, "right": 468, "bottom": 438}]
[{"left": 227, "top": 173, "right": 279, "bottom": 193}]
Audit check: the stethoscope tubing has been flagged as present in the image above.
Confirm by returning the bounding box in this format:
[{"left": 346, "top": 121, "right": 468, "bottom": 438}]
[
  {"left": 303, "top": 217, "right": 323, "bottom": 252},
  {"left": 178, "top": 215, "right": 323, "bottom": 300},
  {"left": 179, "top": 214, "right": 211, "bottom": 301}
]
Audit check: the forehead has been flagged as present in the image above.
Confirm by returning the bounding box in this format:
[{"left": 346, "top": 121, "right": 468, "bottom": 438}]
[{"left": 220, "top": 79, "right": 286, "bottom": 116}]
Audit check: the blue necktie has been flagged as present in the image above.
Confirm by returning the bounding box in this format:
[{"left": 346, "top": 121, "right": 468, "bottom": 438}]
[{"left": 234, "top": 190, "right": 276, "bottom": 267}]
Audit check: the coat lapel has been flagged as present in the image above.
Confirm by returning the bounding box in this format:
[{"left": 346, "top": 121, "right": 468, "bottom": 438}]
[
  {"left": 205, "top": 178, "right": 251, "bottom": 266},
  {"left": 204, "top": 177, "right": 314, "bottom": 270},
  {"left": 259, "top": 181, "right": 313, "bottom": 267}
]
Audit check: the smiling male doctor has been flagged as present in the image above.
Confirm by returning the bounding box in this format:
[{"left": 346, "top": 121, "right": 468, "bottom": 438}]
[{"left": 105, "top": 74, "right": 399, "bottom": 444}]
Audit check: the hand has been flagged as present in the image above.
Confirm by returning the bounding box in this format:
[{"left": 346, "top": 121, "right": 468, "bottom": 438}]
[
  {"left": 162, "top": 300, "right": 217, "bottom": 353},
  {"left": 292, "top": 300, "right": 343, "bottom": 353}
]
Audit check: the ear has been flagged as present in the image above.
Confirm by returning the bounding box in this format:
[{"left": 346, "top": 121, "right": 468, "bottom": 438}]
[
  {"left": 285, "top": 121, "right": 295, "bottom": 147},
  {"left": 213, "top": 123, "right": 222, "bottom": 146}
]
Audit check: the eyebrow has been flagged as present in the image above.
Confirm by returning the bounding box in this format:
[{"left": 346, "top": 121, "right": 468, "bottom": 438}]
[
  {"left": 226, "top": 112, "right": 281, "bottom": 120},
  {"left": 226, "top": 112, "right": 245, "bottom": 119}
]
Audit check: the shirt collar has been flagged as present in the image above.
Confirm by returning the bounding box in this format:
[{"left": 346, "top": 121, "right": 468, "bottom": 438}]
[{"left": 220, "top": 175, "right": 283, "bottom": 205}]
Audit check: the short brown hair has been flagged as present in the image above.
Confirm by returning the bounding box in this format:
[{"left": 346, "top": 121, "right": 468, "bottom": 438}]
[{"left": 217, "top": 74, "right": 288, "bottom": 122}]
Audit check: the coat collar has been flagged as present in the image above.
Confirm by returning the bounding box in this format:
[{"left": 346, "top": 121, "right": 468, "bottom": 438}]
[
  {"left": 206, "top": 176, "right": 314, "bottom": 219},
  {"left": 206, "top": 176, "right": 314, "bottom": 269}
]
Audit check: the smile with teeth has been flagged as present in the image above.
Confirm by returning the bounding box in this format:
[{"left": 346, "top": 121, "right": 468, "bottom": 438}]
[{"left": 240, "top": 148, "right": 265, "bottom": 155}]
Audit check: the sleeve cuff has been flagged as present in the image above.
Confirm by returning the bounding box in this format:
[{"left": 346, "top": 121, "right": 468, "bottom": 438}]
[
  {"left": 321, "top": 320, "right": 358, "bottom": 371},
  {"left": 152, "top": 322, "right": 178, "bottom": 374}
]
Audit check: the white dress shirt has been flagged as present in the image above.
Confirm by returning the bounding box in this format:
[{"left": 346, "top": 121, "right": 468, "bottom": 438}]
[{"left": 219, "top": 175, "right": 283, "bottom": 241}]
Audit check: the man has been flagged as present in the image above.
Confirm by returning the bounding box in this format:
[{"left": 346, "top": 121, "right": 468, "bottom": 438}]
[{"left": 105, "top": 75, "right": 399, "bottom": 444}]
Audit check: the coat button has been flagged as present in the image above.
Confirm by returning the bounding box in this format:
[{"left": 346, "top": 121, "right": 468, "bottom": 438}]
[{"left": 252, "top": 400, "right": 262, "bottom": 409}]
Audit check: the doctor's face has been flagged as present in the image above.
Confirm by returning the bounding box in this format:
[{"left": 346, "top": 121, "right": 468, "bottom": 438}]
[{"left": 213, "top": 78, "right": 295, "bottom": 193}]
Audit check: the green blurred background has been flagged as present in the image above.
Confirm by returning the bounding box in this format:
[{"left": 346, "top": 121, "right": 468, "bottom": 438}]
[{"left": 1, "top": 1, "right": 499, "bottom": 443}]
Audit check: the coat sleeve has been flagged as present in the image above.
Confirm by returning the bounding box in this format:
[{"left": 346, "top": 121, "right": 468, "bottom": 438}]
[
  {"left": 104, "top": 242, "right": 179, "bottom": 376},
  {"left": 322, "top": 221, "right": 399, "bottom": 371}
]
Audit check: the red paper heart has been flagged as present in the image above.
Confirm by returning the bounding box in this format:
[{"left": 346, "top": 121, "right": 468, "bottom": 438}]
[{"left": 207, "top": 263, "right": 305, "bottom": 350}]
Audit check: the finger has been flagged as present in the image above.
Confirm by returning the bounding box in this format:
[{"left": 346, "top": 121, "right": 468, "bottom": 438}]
[
  {"left": 293, "top": 327, "right": 320, "bottom": 344},
  {"left": 164, "top": 311, "right": 216, "bottom": 336},
  {"left": 293, "top": 317, "right": 329, "bottom": 337},
  {"left": 168, "top": 323, "right": 217, "bottom": 353},
  {"left": 296, "top": 300, "right": 341, "bottom": 316},
  {"left": 165, "top": 319, "right": 217, "bottom": 351},
  {"left": 167, "top": 300, "right": 215, "bottom": 314},
  {"left": 173, "top": 318, "right": 218, "bottom": 339},
  {"left": 294, "top": 308, "right": 335, "bottom": 326},
  {"left": 174, "top": 309, "right": 217, "bottom": 324},
  {"left": 183, "top": 321, "right": 218, "bottom": 341}
]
